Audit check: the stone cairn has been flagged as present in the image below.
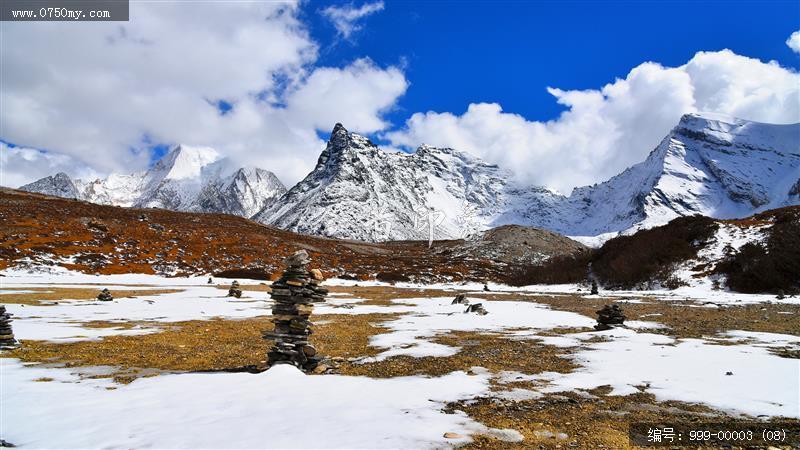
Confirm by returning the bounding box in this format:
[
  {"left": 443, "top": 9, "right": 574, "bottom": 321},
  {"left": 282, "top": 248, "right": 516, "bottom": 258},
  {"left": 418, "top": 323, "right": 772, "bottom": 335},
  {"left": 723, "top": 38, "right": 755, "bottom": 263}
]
[
  {"left": 0, "top": 305, "right": 17, "bottom": 348},
  {"left": 97, "top": 288, "right": 113, "bottom": 302},
  {"left": 465, "top": 303, "right": 488, "bottom": 315},
  {"left": 590, "top": 280, "right": 599, "bottom": 295},
  {"left": 594, "top": 304, "right": 626, "bottom": 331},
  {"left": 264, "top": 250, "right": 328, "bottom": 372},
  {"left": 452, "top": 293, "right": 469, "bottom": 305},
  {"left": 227, "top": 281, "right": 242, "bottom": 298},
  {"left": 207, "top": 277, "right": 213, "bottom": 285}
]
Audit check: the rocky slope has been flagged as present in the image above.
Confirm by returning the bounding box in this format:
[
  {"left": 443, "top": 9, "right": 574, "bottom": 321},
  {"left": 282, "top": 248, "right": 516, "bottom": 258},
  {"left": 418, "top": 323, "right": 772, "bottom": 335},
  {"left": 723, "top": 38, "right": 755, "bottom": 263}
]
[
  {"left": 256, "top": 114, "right": 799, "bottom": 243},
  {"left": 0, "top": 188, "right": 586, "bottom": 281},
  {"left": 254, "top": 124, "right": 507, "bottom": 242},
  {"left": 20, "top": 145, "right": 286, "bottom": 218},
  {"left": 499, "top": 113, "right": 800, "bottom": 241},
  {"left": 19, "top": 114, "right": 799, "bottom": 244}
]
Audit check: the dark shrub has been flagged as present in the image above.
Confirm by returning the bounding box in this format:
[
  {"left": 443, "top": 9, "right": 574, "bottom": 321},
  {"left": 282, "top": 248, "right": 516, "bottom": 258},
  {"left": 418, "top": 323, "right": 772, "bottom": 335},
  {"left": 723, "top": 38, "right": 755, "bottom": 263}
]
[
  {"left": 591, "top": 215, "right": 718, "bottom": 289},
  {"left": 716, "top": 208, "right": 800, "bottom": 294},
  {"left": 503, "top": 251, "right": 593, "bottom": 286},
  {"left": 376, "top": 271, "right": 411, "bottom": 283}
]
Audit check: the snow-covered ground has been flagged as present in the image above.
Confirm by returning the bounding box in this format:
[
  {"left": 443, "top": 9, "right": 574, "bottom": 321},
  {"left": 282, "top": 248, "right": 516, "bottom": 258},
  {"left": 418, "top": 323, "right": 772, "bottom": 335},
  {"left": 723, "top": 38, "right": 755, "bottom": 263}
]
[{"left": 1, "top": 269, "right": 798, "bottom": 448}]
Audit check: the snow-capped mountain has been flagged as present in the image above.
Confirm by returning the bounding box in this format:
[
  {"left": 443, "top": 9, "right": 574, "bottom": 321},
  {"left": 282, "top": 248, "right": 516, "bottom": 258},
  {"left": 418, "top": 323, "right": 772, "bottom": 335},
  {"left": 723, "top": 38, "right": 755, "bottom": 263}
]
[
  {"left": 20, "top": 145, "right": 286, "bottom": 218},
  {"left": 498, "top": 113, "right": 800, "bottom": 242},
  {"left": 253, "top": 123, "right": 508, "bottom": 242},
  {"left": 19, "top": 113, "right": 799, "bottom": 244},
  {"left": 255, "top": 114, "right": 800, "bottom": 243}
]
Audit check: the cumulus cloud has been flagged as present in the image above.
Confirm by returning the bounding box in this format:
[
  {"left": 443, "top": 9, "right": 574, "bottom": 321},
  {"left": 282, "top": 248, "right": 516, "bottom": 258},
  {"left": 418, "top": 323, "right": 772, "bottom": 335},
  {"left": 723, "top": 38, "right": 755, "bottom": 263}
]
[
  {"left": 388, "top": 49, "right": 800, "bottom": 193},
  {"left": 1, "top": 143, "right": 102, "bottom": 188},
  {"left": 321, "top": 1, "right": 385, "bottom": 39},
  {"left": 0, "top": 1, "right": 405, "bottom": 187},
  {"left": 787, "top": 30, "right": 800, "bottom": 53}
]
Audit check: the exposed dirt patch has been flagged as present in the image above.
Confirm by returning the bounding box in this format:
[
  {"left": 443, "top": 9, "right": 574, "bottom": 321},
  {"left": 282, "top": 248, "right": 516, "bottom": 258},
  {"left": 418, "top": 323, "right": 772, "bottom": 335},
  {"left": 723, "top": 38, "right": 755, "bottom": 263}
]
[
  {"left": 338, "top": 331, "right": 579, "bottom": 379},
  {"left": 449, "top": 389, "right": 800, "bottom": 449},
  {"left": 0, "top": 287, "right": 183, "bottom": 305},
  {"left": 511, "top": 293, "right": 800, "bottom": 339}
]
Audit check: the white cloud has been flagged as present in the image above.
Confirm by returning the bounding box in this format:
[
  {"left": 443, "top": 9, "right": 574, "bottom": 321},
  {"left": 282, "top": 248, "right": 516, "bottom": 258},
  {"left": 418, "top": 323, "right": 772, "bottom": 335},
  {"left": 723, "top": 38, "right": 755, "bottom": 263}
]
[
  {"left": 787, "top": 30, "right": 800, "bottom": 53},
  {"left": 320, "top": 1, "right": 385, "bottom": 39},
  {"left": 0, "top": 1, "right": 405, "bottom": 187},
  {"left": 1, "top": 143, "right": 102, "bottom": 188},
  {"left": 387, "top": 49, "right": 800, "bottom": 193}
]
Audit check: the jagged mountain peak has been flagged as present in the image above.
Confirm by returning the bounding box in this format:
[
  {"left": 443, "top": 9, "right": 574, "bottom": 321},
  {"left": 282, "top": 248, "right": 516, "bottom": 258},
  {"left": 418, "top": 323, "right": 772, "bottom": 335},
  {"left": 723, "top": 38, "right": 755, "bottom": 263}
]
[
  {"left": 149, "top": 144, "right": 220, "bottom": 182},
  {"left": 19, "top": 172, "right": 80, "bottom": 199},
  {"left": 20, "top": 144, "right": 284, "bottom": 218}
]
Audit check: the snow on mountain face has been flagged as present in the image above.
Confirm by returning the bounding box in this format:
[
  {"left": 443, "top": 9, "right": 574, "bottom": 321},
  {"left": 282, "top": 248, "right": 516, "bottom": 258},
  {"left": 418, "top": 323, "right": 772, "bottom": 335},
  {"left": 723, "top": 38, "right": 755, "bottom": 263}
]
[
  {"left": 257, "top": 115, "right": 799, "bottom": 243},
  {"left": 253, "top": 123, "right": 508, "bottom": 242},
  {"left": 19, "top": 113, "right": 799, "bottom": 244},
  {"left": 497, "top": 113, "right": 800, "bottom": 241},
  {"left": 190, "top": 167, "right": 286, "bottom": 217},
  {"left": 19, "top": 172, "right": 81, "bottom": 199},
  {"left": 20, "top": 145, "right": 285, "bottom": 218}
]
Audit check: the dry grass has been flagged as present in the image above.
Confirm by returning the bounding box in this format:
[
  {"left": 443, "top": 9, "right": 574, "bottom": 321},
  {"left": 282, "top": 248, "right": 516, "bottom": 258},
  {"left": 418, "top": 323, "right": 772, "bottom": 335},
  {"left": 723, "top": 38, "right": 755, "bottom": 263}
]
[
  {"left": 3, "top": 284, "right": 798, "bottom": 448},
  {"left": 0, "top": 287, "right": 183, "bottom": 305}
]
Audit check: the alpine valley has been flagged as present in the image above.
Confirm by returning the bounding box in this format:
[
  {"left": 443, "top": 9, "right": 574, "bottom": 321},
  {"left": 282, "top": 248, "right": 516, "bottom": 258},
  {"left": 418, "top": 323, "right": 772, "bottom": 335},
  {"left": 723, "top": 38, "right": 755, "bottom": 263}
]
[{"left": 21, "top": 113, "right": 800, "bottom": 244}]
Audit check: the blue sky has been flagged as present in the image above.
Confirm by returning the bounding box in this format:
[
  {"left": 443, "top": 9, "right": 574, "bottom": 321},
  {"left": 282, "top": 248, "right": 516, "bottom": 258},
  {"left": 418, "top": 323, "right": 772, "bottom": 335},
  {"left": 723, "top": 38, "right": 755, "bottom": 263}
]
[{"left": 305, "top": 0, "right": 800, "bottom": 134}]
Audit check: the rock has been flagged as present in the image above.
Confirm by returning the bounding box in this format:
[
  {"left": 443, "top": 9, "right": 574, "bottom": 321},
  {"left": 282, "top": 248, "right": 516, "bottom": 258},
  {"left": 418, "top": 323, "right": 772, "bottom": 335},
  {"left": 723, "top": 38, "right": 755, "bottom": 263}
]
[
  {"left": 776, "top": 289, "right": 785, "bottom": 300},
  {"left": 97, "top": 288, "right": 113, "bottom": 302},
  {"left": 725, "top": 371, "right": 733, "bottom": 376},
  {"left": 283, "top": 249, "right": 310, "bottom": 267},
  {"left": 452, "top": 293, "right": 469, "bottom": 305},
  {"left": 312, "top": 364, "right": 329, "bottom": 374},
  {"left": 483, "top": 283, "right": 490, "bottom": 292},
  {"left": 207, "top": 277, "right": 213, "bottom": 284},
  {"left": 0, "top": 305, "right": 17, "bottom": 348},
  {"left": 227, "top": 280, "right": 242, "bottom": 298},
  {"left": 443, "top": 432, "right": 463, "bottom": 439},
  {"left": 590, "top": 280, "right": 599, "bottom": 295},
  {"left": 464, "top": 303, "right": 488, "bottom": 315},
  {"left": 265, "top": 251, "right": 329, "bottom": 372},
  {"left": 310, "top": 268, "right": 324, "bottom": 281},
  {"left": 594, "top": 304, "right": 625, "bottom": 331}
]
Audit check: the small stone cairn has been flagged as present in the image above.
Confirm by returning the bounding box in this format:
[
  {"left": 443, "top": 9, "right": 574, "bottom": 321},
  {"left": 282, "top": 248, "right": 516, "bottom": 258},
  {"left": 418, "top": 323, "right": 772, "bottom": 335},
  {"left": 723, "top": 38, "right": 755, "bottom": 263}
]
[
  {"left": 227, "top": 281, "right": 242, "bottom": 298},
  {"left": 97, "top": 288, "right": 113, "bottom": 302},
  {"left": 590, "top": 280, "right": 599, "bottom": 295},
  {"left": 594, "top": 304, "right": 626, "bottom": 331},
  {"left": 264, "top": 250, "right": 329, "bottom": 372},
  {"left": 207, "top": 277, "right": 213, "bottom": 285},
  {"left": 0, "top": 305, "right": 17, "bottom": 348},
  {"left": 452, "top": 293, "right": 469, "bottom": 305},
  {"left": 465, "top": 303, "right": 488, "bottom": 315}
]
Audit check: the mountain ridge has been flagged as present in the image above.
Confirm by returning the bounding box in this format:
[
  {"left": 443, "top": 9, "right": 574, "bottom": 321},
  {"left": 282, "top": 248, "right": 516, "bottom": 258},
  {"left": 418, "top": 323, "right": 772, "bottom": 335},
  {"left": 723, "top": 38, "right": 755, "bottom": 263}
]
[
  {"left": 20, "top": 145, "right": 286, "bottom": 218},
  {"left": 19, "top": 113, "right": 800, "bottom": 244}
]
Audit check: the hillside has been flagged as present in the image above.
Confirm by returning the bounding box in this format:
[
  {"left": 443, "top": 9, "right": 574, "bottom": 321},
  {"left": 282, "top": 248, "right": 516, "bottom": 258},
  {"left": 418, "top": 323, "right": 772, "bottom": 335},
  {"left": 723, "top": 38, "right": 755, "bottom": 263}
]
[
  {"left": 0, "top": 188, "right": 586, "bottom": 282},
  {"left": 506, "top": 206, "right": 800, "bottom": 294}
]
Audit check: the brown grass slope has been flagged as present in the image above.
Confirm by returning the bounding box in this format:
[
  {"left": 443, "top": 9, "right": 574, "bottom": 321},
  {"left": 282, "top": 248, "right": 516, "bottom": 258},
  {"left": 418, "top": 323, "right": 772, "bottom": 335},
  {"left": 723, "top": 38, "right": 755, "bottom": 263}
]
[{"left": 0, "top": 188, "right": 585, "bottom": 282}]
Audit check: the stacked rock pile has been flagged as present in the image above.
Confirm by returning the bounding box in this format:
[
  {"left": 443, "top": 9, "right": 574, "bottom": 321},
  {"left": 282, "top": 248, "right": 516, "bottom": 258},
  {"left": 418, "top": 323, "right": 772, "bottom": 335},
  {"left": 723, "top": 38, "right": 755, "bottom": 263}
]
[
  {"left": 590, "top": 281, "right": 599, "bottom": 295},
  {"left": 227, "top": 281, "right": 242, "bottom": 298},
  {"left": 452, "top": 294, "right": 469, "bottom": 305},
  {"left": 0, "top": 305, "right": 17, "bottom": 348},
  {"left": 264, "top": 250, "right": 329, "bottom": 372},
  {"left": 465, "top": 303, "right": 488, "bottom": 315},
  {"left": 97, "top": 288, "right": 113, "bottom": 302},
  {"left": 594, "top": 304, "right": 626, "bottom": 331}
]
